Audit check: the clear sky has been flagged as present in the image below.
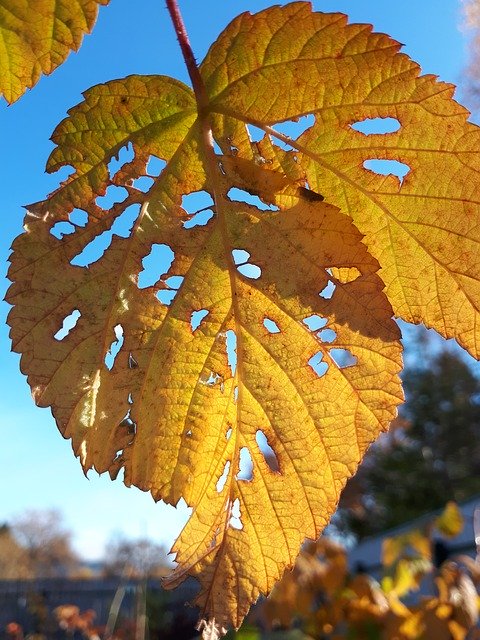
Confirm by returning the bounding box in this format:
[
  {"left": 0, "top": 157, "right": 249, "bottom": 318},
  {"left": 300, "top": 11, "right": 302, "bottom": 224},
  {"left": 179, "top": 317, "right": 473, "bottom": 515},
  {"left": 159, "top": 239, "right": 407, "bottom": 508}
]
[{"left": 0, "top": 0, "right": 475, "bottom": 561}]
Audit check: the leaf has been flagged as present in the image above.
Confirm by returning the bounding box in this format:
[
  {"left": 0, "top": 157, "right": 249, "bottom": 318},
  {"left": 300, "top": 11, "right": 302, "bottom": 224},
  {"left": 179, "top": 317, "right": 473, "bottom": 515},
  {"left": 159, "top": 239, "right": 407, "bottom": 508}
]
[
  {"left": 202, "top": 2, "right": 480, "bottom": 358},
  {"left": 7, "top": 74, "right": 402, "bottom": 629},
  {"left": 7, "top": 0, "right": 480, "bottom": 632},
  {"left": 383, "top": 558, "right": 429, "bottom": 598},
  {"left": 0, "top": 0, "right": 109, "bottom": 103},
  {"left": 436, "top": 502, "right": 464, "bottom": 538},
  {"left": 382, "top": 530, "right": 431, "bottom": 567}
]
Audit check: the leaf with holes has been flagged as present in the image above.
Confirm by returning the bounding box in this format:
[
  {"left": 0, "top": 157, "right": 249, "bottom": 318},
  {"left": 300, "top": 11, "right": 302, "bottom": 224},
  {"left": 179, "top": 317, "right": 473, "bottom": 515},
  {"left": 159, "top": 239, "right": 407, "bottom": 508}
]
[
  {"left": 0, "top": 0, "right": 108, "bottom": 103},
  {"left": 204, "top": 2, "right": 480, "bottom": 359},
  {"left": 7, "top": 74, "right": 402, "bottom": 629},
  {"left": 6, "top": 0, "right": 480, "bottom": 635}
]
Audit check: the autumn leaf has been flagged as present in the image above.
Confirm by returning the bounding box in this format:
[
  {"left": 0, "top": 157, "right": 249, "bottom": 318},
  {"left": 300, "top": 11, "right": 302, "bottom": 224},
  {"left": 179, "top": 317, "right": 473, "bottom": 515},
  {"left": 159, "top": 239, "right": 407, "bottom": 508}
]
[
  {"left": 7, "top": 73, "right": 402, "bottom": 628},
  {"left": 6, "top": 0, "right": 480, "bottom": 633},
  {"left": 436, "top": 502, "right": 464, "bottom": 538},
  {"left": 203, "top": 2, "right": 480, "bottom": 358},
  {"left": 0, "top": 0, "right": 108, "bottom": 104}
]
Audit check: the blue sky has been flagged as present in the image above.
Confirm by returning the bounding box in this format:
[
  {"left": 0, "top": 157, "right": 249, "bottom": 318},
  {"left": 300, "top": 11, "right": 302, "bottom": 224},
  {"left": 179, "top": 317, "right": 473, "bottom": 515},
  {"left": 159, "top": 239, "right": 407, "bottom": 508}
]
[{"left": 0, "top": 0, "right": 475, "bottom": 560}]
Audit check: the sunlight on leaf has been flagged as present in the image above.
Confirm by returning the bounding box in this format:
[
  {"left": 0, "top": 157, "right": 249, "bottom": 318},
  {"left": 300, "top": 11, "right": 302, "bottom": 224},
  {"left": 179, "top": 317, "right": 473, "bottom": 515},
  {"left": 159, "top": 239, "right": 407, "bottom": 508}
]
[
  {"left": 203, "top": 2, "right": 480, "bottom": 359},
  {"left": 0, "top": 0, "right": 109, "bottom": 103},
  {"left": 6, "top": 1, "right": 480, "bottom": 633}
]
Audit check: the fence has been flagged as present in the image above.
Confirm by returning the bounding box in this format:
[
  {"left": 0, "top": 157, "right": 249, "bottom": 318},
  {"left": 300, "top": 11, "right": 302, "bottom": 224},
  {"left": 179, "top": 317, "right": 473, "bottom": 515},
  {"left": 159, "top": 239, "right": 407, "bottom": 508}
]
[{"left": 0, "top": 577, "right": 198, "bottom": 639}]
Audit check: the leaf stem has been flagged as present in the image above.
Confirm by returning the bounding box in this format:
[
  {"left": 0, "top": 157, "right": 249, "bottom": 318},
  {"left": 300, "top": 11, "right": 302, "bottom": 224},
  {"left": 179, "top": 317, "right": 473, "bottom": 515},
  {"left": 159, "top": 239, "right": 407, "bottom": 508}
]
[{"left": 165, "top": 0, "right": 209, "bottom": 111}]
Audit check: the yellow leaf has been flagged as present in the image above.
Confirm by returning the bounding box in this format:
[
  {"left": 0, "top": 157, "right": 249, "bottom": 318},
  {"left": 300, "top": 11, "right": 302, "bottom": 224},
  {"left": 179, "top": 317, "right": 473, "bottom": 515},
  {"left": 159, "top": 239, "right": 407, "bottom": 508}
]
[
  {"left": 436, "top": 604, "right": 452, "bottom": 620},
  {"left": 436, "top": 502, "right": 464, "bottom": 538},
  {"left": 382, "top": 529, "right": 431, "bottom": 569},
  {"left": 449, "top": 620, "right": 469, "bottom": 640},
  {"left": 381, "top": 576, "right": 394, "bottom": 594},
  {"left": 387, "top": 592, "right": 411, "bottom": 618},
  {"left": 7, "top": 77, "right": 402, "bottom": 627},
  {"left": 408, "top": 530, "right": 432, "bottom": 561},
  {"left": 399, "top": 611, "right": 424, "bottom": 640},
  {"left": 0, "top": 0, "right": 108, "bottom": 104},
  {"left": 382, "top": 537, "right": 403, "bottom": 567},
  {"left": 202, "top": 3, "right": 480, "bottom": 358},
  {"left": 391, "top": 559, "right": 421, "bottom": 598}
]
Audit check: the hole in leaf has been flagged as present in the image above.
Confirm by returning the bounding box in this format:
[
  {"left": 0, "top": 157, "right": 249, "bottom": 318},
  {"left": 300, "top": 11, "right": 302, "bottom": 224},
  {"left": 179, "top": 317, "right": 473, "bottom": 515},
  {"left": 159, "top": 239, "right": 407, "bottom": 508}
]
[
  {"left": 165, "top": 275, "right": 184, "bottom": 289},
  {"left": 229, "top": 498, "right": 243, "bottom": 530},
  {"left": 191, "top": 309, "right": 209, "bottom": 332},
  {"left": 183, "top": 208, "right": 214, "bottom": 229},
  {"left": 232, "top": 249, "right": 250, "bottom": 265},
  {"left": 272, "top": 138, "right": 294, "bottom": 152},
  {"left": 330, "top": 348, "right": 358, "bottom": 368},
  {"left": 247, "top": 124, "right": 265, "bottom": 142},
  {"left": 69, "top": 209, "right": 88, "bottom": 227},
  {"left": 53, "top": 165, "right": 75, "bottom": 181},
  {"left": 54, "top": 309, "right": 81, "bottom": 341},
  {"left": 132, "top": 176, "right": 154, "bottom": 192},
  {"left": 227, "top": 187, "right": 279, "bottom": 211},
  {"left": 157, "top": 289, "right": 178, "bottom": 306},
  {"left": 303, "top": 314, "right": 328, "bottom": 331},
  {"left": 147, "top": 155, "right": 166, "bottom": 176},
  {"left": 319, "top": 280, "right": 336, "bottom": 299},
  {"left": 182, "top": 190, "right": 214, "bottom": 214},
  {"left": 137, "top": 243, "right": 175, "bottom": 289},
  {"left": 105, "top": 324, "right": 124, "bottom": 370},
  {"left": 237, "top": 447, "right": 253, "bottom": 481},
  {"left": 119, "top": 413, "right": 136, "bottom": 436},
  {"left": 216, "top": 461, "right": 231, "bottom": 493},
  {"left": 226, "top": 427, "right": 232, "bottom": 440},
  {"left": 96, "top": 185, "right": 128, "bottom": 209},
  {"left": 351, "top": 117, "right": 401, "bottom": 135},
  {"left": 318, "top": 328, "right": 337, "bottom": 343},
  {"left": 234, "top": 386, "right": 238, "bottom": 403},
  {"left": 111, "top": 204, "right": 140, "bottom": 237},
  {"left": 213, "top": 140, "right": 222, "bottom": 155},
  {"left": 263, "top": 318, "right": 280, "bottom": 334},
  {"left": 237, "top": 263, "right": 261, "bottom": 279},
  {"left": 363, "top": 159, "right": 410, "bottom": 183},
  {"left": 157, "top": 275, "right": 184, "bottom": 306},
  {"left": 225, "top": 330, "right": 237, "bottom": 377},
  {"left": 272, "top": 114, "right": 315, "bottom": 139},
  {"left": 70, "top": 205, "right": 141, "bottom": 268},
  {"left": 202, "top": 371, "right": 222, "bottom": 387},
  {"left": 256, "top": 430, "right": 280, "bottom": 472},
  {"left": 308, "top": 352, "right": 328, "bottom": 377},
  {"left": 50, "top": 221, "right": 76, "bottom": 239},
  {"left": 128, "top": 353, "right": 138, "bottom": 369},
  {"left": 107, "top": 143, "right": 134, "bottom": 179}
]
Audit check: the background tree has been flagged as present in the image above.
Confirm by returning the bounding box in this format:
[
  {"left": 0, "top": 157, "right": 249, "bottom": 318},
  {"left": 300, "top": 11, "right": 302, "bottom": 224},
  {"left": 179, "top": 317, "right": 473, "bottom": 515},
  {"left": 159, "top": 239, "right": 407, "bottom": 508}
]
[
  {"left": 339, "top": 340, "right": 480, "bottom": 538},
  {"left": 11, "top": 509, "right": 79, "bottom": 578},
  {"left": 103, "top": 535, "right": 170, "bottom": 579},
  {"left": 0, "top": 524, "right": 31, "bottom": 579}
]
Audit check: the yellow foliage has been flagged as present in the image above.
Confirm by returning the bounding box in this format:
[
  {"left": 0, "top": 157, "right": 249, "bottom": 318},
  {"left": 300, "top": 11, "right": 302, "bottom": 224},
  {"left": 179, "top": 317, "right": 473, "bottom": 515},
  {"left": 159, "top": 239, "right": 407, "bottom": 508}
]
[
  {"left": 382, "top": 530, "right": 431, "bottom": 568},
  {"left": 0, "top": 0, "right": 108, "bottom": 103},
  {"left": 436, "top": 501, "right": 464, "bottom": 538},
  {"left": 6, "top": 1, "right": 480, "bottom": 633},
  {"left": 262, "top": 532, "right": 480, "bottom": 640}
]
